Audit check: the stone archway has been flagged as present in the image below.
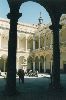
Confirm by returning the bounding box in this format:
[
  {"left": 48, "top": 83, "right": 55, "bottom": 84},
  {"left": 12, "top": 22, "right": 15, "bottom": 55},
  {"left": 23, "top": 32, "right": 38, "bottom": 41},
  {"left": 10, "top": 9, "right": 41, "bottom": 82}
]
[{"left": 6, "top": 0, "right": 66, "bottom": 95}]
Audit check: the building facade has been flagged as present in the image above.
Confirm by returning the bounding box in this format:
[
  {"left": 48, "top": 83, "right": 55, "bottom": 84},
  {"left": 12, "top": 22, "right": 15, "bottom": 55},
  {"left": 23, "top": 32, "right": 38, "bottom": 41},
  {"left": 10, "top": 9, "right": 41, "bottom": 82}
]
[
  {"left": 0, "top": 15, "right": 66, "bottom": 73},
  {"left": 0, "top": 18, "right": 37, "bottom": 72},
  {"left": 29, "top": 15, "right": 66, "bottom": 73}
]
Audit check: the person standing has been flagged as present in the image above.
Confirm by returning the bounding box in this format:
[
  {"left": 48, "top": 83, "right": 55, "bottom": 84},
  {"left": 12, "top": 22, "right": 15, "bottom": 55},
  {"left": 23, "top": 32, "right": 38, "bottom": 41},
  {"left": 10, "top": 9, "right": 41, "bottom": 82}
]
[
  {"left": 21, "top": 69, "right": 24, "bottom": 83},
  {"left": 18, "top": 69, "right": 25, "bottom": 84}
]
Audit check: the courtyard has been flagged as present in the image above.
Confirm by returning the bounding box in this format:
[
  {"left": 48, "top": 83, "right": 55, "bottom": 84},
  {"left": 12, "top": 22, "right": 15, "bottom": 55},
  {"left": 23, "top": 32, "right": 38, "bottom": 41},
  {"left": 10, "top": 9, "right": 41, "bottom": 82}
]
[{"left": 0, "top": 74, "right": 66, "bottom": 100}]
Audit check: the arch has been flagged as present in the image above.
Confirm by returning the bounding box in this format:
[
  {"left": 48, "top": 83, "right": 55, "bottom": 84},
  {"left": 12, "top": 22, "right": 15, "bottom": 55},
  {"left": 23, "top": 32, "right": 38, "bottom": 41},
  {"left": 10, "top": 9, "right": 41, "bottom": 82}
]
[
  {"left": 21, "top": 0, "right": 51, "bottom": 16},
  {"left": 1, "top": 54, "right": 7, "bottom": 60},
  {"left": 19, "top": 1, "right": 51, "bottom": 24},
  {"left": 27, "top": 37, "right": 33, "bottom": 50},
  {"left": 6, "top": 0, "right": 66, "bottom": 93},
  {"left": 19, "top": 56, "right": 26, "bottom": 66}
]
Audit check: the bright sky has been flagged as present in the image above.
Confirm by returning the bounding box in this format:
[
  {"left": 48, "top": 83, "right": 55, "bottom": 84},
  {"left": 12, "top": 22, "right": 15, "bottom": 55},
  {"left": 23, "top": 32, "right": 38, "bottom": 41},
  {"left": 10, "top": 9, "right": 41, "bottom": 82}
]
[{"left": 0, "top": 0, "right": 51, "bottom": 25}]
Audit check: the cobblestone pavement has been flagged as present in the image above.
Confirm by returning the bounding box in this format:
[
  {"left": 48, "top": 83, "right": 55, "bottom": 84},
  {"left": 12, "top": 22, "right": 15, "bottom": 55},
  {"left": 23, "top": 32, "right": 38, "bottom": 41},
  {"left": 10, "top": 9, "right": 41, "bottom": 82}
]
[{"left": 0, "top": 74, "right": 66, "bottom": 100}]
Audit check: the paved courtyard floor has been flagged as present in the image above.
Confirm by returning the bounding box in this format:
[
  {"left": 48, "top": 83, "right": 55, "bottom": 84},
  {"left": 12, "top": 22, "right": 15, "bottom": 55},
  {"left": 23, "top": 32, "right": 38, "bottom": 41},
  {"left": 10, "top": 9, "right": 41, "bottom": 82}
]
[{"left": 0, "top": 74, "right": 66, "bottom": 100}]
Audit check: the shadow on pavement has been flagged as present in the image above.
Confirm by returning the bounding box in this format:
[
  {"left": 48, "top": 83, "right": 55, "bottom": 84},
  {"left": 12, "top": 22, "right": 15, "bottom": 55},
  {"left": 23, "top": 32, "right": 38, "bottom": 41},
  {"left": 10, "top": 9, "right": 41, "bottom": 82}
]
[{"left": 0, "top": 74, "right": 66, "bottom": 100}]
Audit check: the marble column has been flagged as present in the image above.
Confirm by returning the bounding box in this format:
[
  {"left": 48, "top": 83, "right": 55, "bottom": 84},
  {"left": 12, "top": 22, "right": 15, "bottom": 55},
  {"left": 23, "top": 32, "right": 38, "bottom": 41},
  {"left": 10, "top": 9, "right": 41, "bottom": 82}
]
[{"left": 44, "top": 56, "right": 46, "bottom": 73}]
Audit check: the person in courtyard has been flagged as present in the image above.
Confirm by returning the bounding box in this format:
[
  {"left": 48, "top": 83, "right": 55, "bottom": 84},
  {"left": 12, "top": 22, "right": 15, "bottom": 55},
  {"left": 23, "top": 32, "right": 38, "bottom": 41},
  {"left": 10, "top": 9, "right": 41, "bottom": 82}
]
[{"left": 18, "top": 69, "right": 25, "bottom": 84}]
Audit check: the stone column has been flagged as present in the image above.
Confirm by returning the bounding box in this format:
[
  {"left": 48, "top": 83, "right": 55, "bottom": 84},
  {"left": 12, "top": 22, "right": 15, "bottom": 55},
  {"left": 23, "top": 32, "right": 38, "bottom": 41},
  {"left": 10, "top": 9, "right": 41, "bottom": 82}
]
[
  {"left": 50, "top": 12, "right": 61, "bottom": 89},
  {"left": 33, "top": 34, "right": 35, "bottom": 50},
  {"left": 44, "top": 33, "right": 46, "bottom": 50},
  {"left": 38, "top": 56, "right": 40, "bottom": 72},
  {"left": 6, "top": 1, "right": 22, "bottom": 95},
  {"left": 26, "top": 36, "right": 27, "bottom": 51},
  {"left": 44, "top": 56, "right": 46, "bottom": 73},
  {"left": 33, "top": 58, "right": 35, "bottom": 72}
]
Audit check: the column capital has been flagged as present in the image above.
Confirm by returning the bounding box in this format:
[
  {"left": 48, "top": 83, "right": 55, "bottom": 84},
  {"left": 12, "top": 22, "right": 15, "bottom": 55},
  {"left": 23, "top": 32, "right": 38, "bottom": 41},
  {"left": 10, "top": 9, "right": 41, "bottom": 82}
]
[
  {"left": 49, "top": 24, "right": 62, "bottom": 30},
  {"left": 49, "top": 13, "right": 62, "bottom": 31},
  {"left": 7, "top": 12, "right": 22, "bottom": 20},
  {"left": 7, "top": 0, "right": 22, "bottom": 20},
  {"left": 50, "top": 12, "right": 61, "bottom": 28}
]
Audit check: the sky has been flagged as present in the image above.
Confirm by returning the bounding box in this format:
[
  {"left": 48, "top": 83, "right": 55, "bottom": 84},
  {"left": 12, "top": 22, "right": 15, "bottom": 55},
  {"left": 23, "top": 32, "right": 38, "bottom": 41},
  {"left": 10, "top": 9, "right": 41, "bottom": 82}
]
[{"left": 0, "top": 0, "right": 51, "bottom": 25}]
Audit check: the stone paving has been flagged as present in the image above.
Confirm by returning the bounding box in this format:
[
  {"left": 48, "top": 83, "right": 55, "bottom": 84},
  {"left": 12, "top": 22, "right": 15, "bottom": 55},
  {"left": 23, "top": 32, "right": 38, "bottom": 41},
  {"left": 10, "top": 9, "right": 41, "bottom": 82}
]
[{"left": 0, "top": 74, "right": 66, "bottom": 100}]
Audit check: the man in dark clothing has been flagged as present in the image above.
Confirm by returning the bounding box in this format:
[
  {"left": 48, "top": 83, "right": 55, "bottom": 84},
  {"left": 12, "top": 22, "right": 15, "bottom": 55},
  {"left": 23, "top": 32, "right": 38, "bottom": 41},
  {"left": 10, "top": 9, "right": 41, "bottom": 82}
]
[{"left": 18, "top": 69, "right": 24, "bottom": 84}]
